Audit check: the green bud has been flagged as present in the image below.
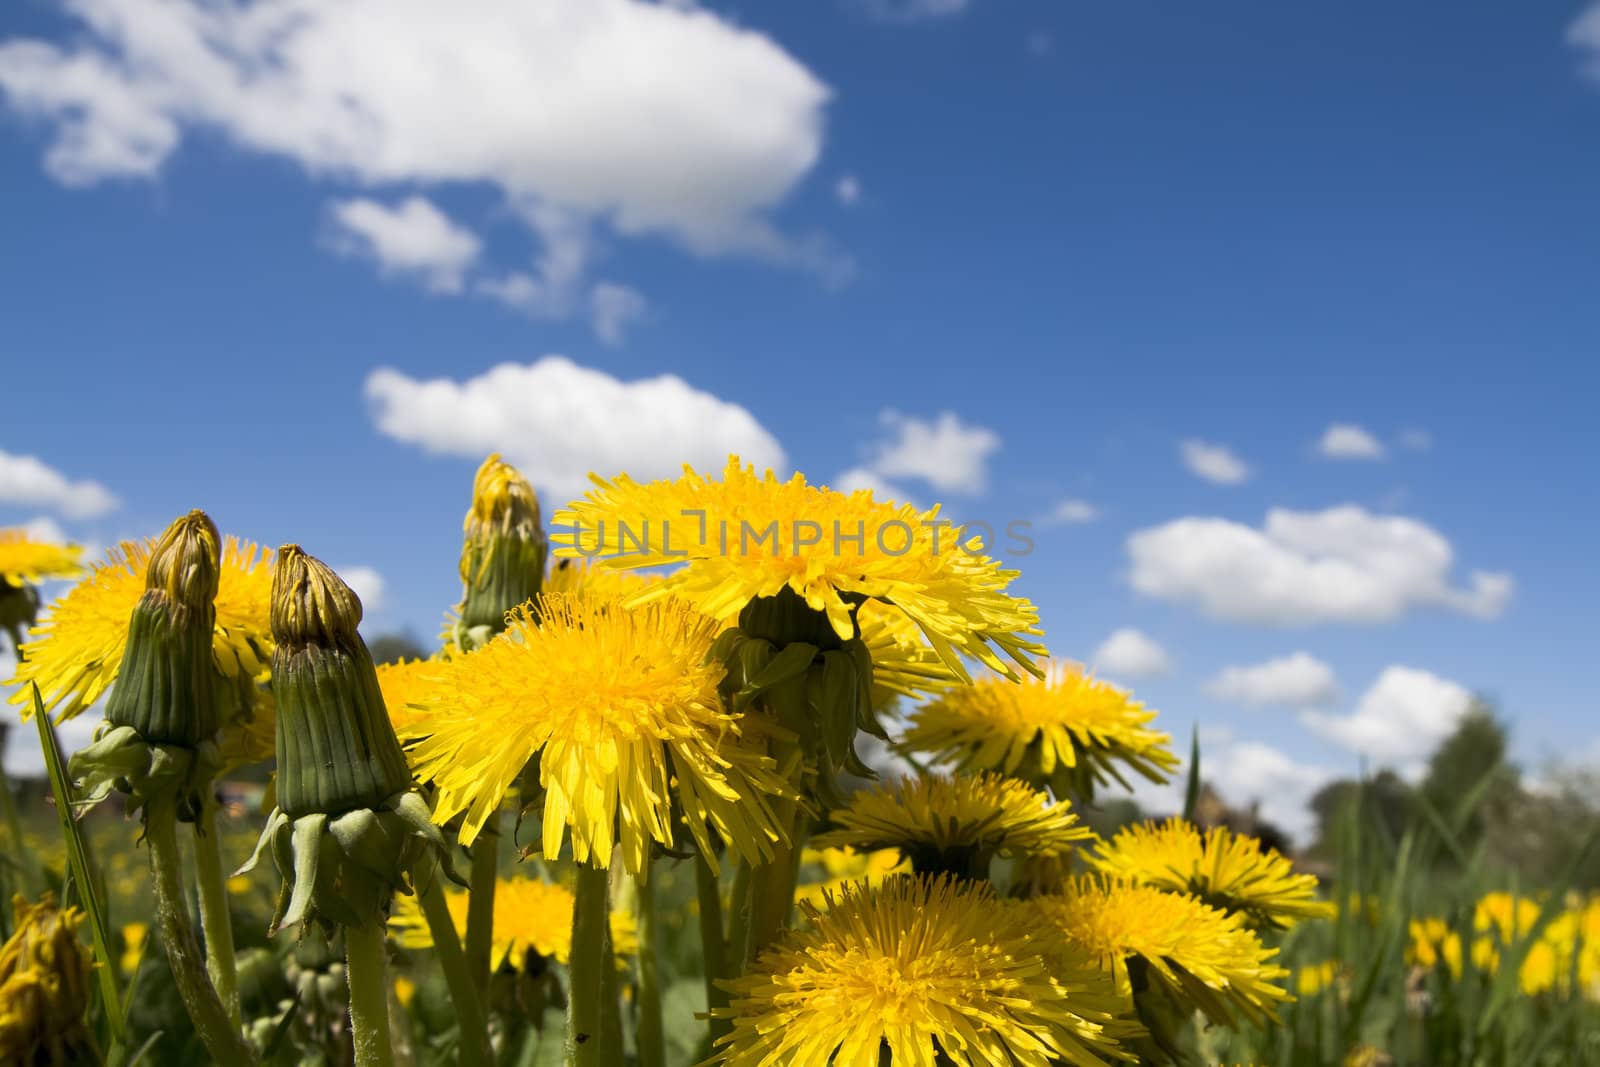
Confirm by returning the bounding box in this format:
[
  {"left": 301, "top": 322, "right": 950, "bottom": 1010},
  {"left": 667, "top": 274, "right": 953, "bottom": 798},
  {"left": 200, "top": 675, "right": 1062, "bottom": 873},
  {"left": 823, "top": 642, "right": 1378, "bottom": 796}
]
[
  {"left": 455, "top": 454, "right": 546, "bottom": 648},
  {"left": 270, "top": 546, "right": 410, "bottom": 818},
  {"left": 106, "top": 510, "right": 222, "bottom": 747}
]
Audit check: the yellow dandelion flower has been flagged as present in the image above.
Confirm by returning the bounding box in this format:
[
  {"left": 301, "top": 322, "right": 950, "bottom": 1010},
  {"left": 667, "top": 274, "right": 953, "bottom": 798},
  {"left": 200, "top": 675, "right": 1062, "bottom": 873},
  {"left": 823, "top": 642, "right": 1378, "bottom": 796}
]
[
  {"left": 1295, "top": 960, "right": 1339, "bottom": 996},
  {"left": 391, "top": 875, "right": 638, "bottom": 969},
  {"left": 1522, "top": 899, "right": 1600, "bottom": 999},
  {"left": 11, "top": 536, "right": 274, "bottom": 721},
  {"left": 712, "top": 874, "right": 1134, "bottom": 1067},
  {"left": 0, "top": 893, "right": 94, "bottom": 1064},
  {"left": 549, "top": 457, "right": 1047, "bottom": 681},
  {"left": 793, "top": 846, "right": 912, "bottom": 909},
  {"left": 854, "top": 598, "right": 959, "bottom": 710},
  {"left": 902, "top": 660, "right": 1178, "bottom": 797},
  {"left": 0, "top": 529, "right": 83, "bottom": 587},
  {"left": 1090, "top": 818, "right": 1333, "bottom": 929},
  {"left": 402, "top": 593, "right": 789, "bottom": 873},
  {"left": 1407, "top": 917, "right": 1463, "bottom": 977},
  {"left": 1034, "top": 877, "right": 1291, "bottom": 1027},
  {"left": 812, "top": 772, "right": 1094, "bottom": 877},
  {"left": 374, "top": 657, "right": 451, "bottom": 736},
  {"left": 119, "top": 921, "right": 147, "bottom": 977}
]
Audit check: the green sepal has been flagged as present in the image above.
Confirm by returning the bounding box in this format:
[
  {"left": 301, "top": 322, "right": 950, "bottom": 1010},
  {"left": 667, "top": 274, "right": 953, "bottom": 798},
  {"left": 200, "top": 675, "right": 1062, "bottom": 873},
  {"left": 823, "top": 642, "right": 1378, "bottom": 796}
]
[
  {"left": 459, "top": 530, "right": 546, "bottom": 634},
  {"left": 68, "top": 720, "right": 222, "bottom": 823},
  {"left": 241, "top": 788, "right": 461, "bottom": 937}
]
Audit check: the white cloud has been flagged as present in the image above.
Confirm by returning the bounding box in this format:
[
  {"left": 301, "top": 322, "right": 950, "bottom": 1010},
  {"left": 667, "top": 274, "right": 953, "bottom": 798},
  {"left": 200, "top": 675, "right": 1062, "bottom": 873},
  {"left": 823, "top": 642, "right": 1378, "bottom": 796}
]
[
  {"left": 832, "top": 466, "right": 912, "bottom": 503},
  {"left": 589, "top": 283, "right": 647, "bottom": 346},
  {"left": 1025, "top": 30, "right": 1056, "bottom": 57},
  {"left": 339, "top": 565, "right": 386, "bottom": 615},
  {"left": 1127, "top": 505, "right": 1513, "bottom": 625},
  {"left": 866, "top": 410, "right": 1001, "bottom": 494},
  {"left": 0, "top": 450, "right": 118, "bottom": 518},
  {"left": 0, "top": 0, "right": 837, "bottom": 332},
  {"left": 1179, "top": 439, "right": 1251, "bottom": 485},
  {"left": 1571, "top": 4, "right": 1600, "bottom": 79},
  {"left": 1317, "top": 423, "right": 1386, "bottom": 461},
  {"left": 1206, "top": 652, "right": 1338, "bottom": 709},
  {"left": 15, "top": 516, "right": 70, "bottom": 545},
  {"left": 1399, "top": 428, "right": 1432, "bottom": 451},
  {"left": 365, "top": 355, "right": 786, "bottom": 503},
  {"left": 1092, "top": 628, "right": 1172, "bottom": 679},
  {"left": 328, "top": 196, "right": 482, "bottom": 293},
  {"left": 859, "top": 0, "right": 971, "bottom": 21},
  {"left": 1124, "top": 734, "right": 1333, "bottom": 842},
  {"left": 1041, "top": 499, "right": 1098, "bottom": 526},
  {"left": 835, "top": 174, "right": 862, "bottom": 206},
  {"left": 1302, "top": 665, "right": 1472, "bottom": 762}
]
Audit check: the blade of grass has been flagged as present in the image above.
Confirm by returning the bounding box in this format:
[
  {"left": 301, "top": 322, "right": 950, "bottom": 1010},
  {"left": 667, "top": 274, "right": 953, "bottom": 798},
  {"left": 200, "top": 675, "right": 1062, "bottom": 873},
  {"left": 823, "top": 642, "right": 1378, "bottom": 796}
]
[
  {"left": 1182, "top": 725, "right": 1201, "bottom": 822},
  {"left": 32, "top": 684, "right": 126, "bottom": 1044}
]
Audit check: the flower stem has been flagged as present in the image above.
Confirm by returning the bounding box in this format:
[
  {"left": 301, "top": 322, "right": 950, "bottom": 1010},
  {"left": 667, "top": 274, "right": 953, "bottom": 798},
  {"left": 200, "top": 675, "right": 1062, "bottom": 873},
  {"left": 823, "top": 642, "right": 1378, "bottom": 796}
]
[
  {"left": 566, "top": 863, "right": 611, "bottom": 1067},
  {"left": 694, "top": 848, "right": 730, "bottom": 1044},
  {"left": 193, "top": 799, "right": 240, "bottom": 1027},
  {"left": 464, "top": 808, "right": 501, "bottom": 992},
  {"left": 345, "top": 918, "right": 397, "bottom": 1067},
  {"left": 634, "top": 865, "right": 665, "bottom": 1067},
  {"left": 417, "top": 875, "right": 493, "bottom": 1067},
  {"left": 742, "top": 795, "right": 804, "bottom": 969},
  {"left": 145, "top": 797, "right": 256, "bottom": 1065}
]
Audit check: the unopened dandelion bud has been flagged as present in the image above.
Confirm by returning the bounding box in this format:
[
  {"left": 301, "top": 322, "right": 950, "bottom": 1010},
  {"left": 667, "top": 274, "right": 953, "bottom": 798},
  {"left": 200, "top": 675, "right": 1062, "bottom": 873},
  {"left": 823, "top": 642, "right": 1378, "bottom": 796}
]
[
  {"left": 456, "top": 454, "right": 546, "bottom": 647},
  {"left": 270, "top": 546, "right": 410, "bottom": 817},
  {"left": 105, "top": 510, "right": 222, "bottom": 747},
  {"left": 0, "top": 893, "right": 95, "bottom": 1065}
]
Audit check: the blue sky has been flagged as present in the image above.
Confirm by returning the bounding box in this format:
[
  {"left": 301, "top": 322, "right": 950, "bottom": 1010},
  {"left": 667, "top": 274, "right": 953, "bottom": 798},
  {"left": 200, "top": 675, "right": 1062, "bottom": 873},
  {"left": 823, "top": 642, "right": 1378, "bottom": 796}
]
[{"left": 2, "top": 0, "right": 1597, "bottom": 834}]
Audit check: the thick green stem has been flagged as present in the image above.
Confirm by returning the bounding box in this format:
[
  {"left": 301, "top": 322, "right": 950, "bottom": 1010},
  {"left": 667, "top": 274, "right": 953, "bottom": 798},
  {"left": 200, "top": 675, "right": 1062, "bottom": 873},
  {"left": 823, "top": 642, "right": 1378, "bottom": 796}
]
[
  {"left": 727, "top": 860, "right": 753, "bottom": 973},
  {"left": 599, "top": 924, "right": 624, "bottom": 1067},
  {"left": 145, "top": 798, "right": 256, "bottom": 1065},
  {"left": 634, "top": 866, "right": 665, "bottom": 1067},
  {"left": 465, "top": 809, "right": 501, "bottom": 993},
  {"left": 346, "top": 919, "right": 397, "bottom": 1067},
  {"left": 417, "top": 877, "right": 493, "bottom": 1067},
  {"left": 566, "top": 863, "right": 611, "bottom": 1067},
  {"left": 742, "top": 795, "right": 804, "bottom": 969},
  {"left": 694, "top": 849, "right": 731, "bottom": 1044},
  {"left": 193, "top": 800, "right": 240, "bottom": 1027}
]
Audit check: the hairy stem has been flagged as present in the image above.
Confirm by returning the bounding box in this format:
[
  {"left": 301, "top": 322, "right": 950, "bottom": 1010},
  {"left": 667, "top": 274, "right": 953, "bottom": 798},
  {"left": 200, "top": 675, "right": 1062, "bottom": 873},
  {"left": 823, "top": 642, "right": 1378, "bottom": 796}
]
[
  {"left": 464, "top": 809, "right": 501, "bottom": 994},
  {"left": 145, "top": 797, "right": 255, "bottom": 1064},
  {"left": 345, "top": 918, "right": 397, "bottom": 1067},
  {"left": 635, "top": 865, "right": 664, "bottom": 1067},
  {"left": 694, "top": 848, "right": 731, "bottom": 1045}
]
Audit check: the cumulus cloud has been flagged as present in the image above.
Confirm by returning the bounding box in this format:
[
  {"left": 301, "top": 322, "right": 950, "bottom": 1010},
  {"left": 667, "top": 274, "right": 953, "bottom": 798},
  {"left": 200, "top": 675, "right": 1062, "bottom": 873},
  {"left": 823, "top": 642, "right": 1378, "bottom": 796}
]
[
  {"left": 1206, "top": 652, "right": 1338, "bottom": 709},
  {"left": 339, "top": 565, "right": 386, "bottom": 615},
  {"left": 1302, "top": 666, "right": 1473, "bottom": 762},
  {"left": 1041, "top": 499, "right": 1098, "bottom": 526},
  {"left": 1127, "top": 505, "right": 1513, "bottom": 625},
  {"left": 832, "top": 466, "right": 913, "bottom": 503},
  {"left": 589, "top": 283, "right": 648, "bottom": 346},
  {"left": 1179, "top": 439, "right": 1251, "bottom": 485},
  {"left": 0, "top": 0, "right": 839, "bottom": 334},
  {"left": 858, "top": 0, "right": 971, "bottom": 21},
  {"left": 328, "top": 196, "right": 482, "bottom": 293},
  {"left": 835, "top": 174, "right": 862, "bottom": 206},
  {"left": 1092, "top": 628, "right": 1172, "bottom": 680},
  {"left": 365, "top": 355, "right": 786, "bottom": 502},
  {"left": 0, "top": 450, "right": 118, "bottom": 518},
  {"left": 1128, "top": 733, "right": 1334, "bottom": 842},
  {"left": 1317, "top": 423, "right": 1386, "bottom": 460},
  {"left": 1571, "top": 4, "right": 1600, "bottom": 79},
  {"left": 865, "top": 411, "right": 1001, "bottom": 494}
]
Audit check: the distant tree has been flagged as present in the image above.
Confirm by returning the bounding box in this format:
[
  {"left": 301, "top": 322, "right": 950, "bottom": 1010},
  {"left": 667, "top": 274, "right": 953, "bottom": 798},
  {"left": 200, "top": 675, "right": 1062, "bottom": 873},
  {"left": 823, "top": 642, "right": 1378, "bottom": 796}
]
[
  {"left": 1079, "top": 796, "right": 1144, "bottom": 841},
  {"left": 1417, "top": 701, "right": 1520, "bottom": 853},
  {"left": 366, "top": 631, "right": 429, "bottom": 665},
  {"left": 1307, "top": 769, "right": 1414, "bottom": 861}
]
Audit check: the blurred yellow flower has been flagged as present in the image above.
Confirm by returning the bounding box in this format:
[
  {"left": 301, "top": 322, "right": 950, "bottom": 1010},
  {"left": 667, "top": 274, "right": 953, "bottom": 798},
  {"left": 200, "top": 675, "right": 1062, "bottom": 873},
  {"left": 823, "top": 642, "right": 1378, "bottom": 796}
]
[
  {"left": 119, "top": 921, "right": 147, "bottom": 977},
  {"left": 712, "top": 874, "right": 1133, "bottom": 1067},
  {"left": 1090, "top": 818, "right": 1333, "bottom": 929},
  {"left": 793, "top": 846, "right": 911, "bottom": 909},
  {"left": 402, "top": 593, "right": 789, "bottom": 873},
  {"left": 11, "top": 536, "right": 274, "bottom": 721},
  {"left": 390, "top": 875, "right": 637, "bottom": 967},
  {"left": 550, "top": 457, "right": 1048, "bottom": 681},
  {"left": 0, "top": 529, "right": 83, "bottom": 587},
  {"left": 0, "top": 893, "right": 94, "bottom": 1064},
  {"left": 902, "top": 660, "right": 1178, "bottom": 797}
]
